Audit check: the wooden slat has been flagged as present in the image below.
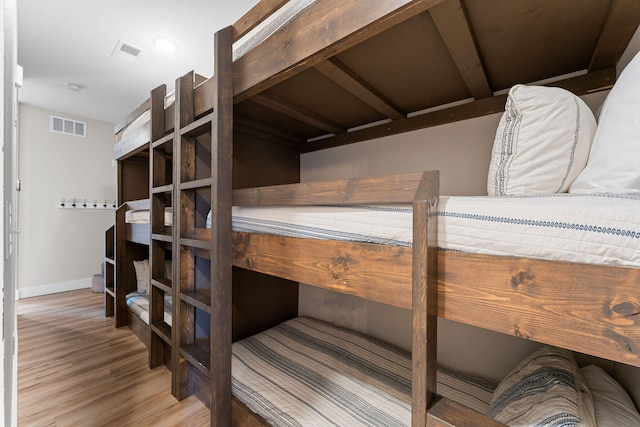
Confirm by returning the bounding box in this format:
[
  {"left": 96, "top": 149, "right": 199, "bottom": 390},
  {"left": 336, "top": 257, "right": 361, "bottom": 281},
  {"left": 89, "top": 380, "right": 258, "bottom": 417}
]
[
  {"left": 438, "top": 250, "right": 640, "bottom": 368},
  {"left": 232, "top": 232, "right": 413, "bottom": 308},
  {"left": 235, "top": 117, "right": 304, "bottom": 148},
  {"left": 233, "top": 0, "right": 446, "bottom": 101},
  {"left": 114, "top": 204, "right": 128, "bottom": 327},
  {"left": 589, "top": 0, "right": 640, "bottom": 71},
  {"left": 301, "top": 68, "right": 616, "bottom": 153},
  {"left": 411, "top": 171, "right": 439, "bottom": 427},
  {"left": 194, "top": 78, "right": 216, "bottom": 119},
  {"left": 232, "top": 396, "right": 270, "bottom": 427},
  {"left": 232, "top": 0, "right": 289, "bottom": 42},
  {"left": 151, "top": 84, "right": 167, "bottom": 142},
  {"left": 429, "top": 0, "right": 492, "bottom": 99},
  {"left": 210, "top": 25, "right": 235, "bottom": 427},
  {"left": 233, "top": 172, "right": 431, "bottom": 206},
  {"left": 315, "top": 58, "right": 406, "bottom": 120},
  {"left": 427, "top": 397, "right": 505, "bottom": 426},
  {"left": 251, "top": 94, "right": 346, "bottom": 134}
]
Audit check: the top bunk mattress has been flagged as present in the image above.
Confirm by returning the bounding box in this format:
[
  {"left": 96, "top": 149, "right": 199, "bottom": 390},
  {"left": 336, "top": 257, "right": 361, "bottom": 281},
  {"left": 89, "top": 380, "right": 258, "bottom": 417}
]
[{"left": 232, "top": 193, "right": 640, "bottom": 268}]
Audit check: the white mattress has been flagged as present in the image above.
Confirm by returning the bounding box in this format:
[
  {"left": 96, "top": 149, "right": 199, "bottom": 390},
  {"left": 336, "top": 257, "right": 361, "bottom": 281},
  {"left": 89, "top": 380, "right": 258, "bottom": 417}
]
[
  {"left": 232, "top": 194, "right": 640, "bottom": 267},
  {"left": 126, "top": 292, "right": 172, "bottom": 326},
  {"left": 232, "top": 317, "right": 497, "bottom": 426},
  {"left": 125, "top": 207, "right": 172, "bottom": 226}
]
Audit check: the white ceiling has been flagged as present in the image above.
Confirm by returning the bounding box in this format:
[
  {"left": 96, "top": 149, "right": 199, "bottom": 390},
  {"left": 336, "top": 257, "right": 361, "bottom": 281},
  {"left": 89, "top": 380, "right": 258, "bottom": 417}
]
[{"left": 17, "top": 0, "right": 260, "bottom": 126}]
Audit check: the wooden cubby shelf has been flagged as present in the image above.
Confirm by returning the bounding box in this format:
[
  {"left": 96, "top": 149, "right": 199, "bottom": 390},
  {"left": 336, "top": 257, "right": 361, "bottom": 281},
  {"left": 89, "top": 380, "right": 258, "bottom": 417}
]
[
  {"left": 179, "top": 291, "right": 212, "bottom": 314},
  {"left": 180, "top": 344, "right": 211, "bottom": 377}
]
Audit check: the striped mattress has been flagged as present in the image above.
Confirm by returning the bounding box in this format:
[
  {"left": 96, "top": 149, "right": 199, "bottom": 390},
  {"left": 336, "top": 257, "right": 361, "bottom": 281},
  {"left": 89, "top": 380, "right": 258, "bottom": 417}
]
[
  {"left": 232, "top": 193, "right": 640, "bottom": 267},
  {"left": 126, "top": 292, "right": 172, "bottom": 326},
  {"left": 232, "top": 316, "right": 497, "bottom": 426}
]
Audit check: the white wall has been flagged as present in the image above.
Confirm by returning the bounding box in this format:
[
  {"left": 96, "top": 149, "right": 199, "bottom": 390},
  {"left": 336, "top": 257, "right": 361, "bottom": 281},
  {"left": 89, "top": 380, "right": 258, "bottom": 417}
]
[{"left": 17, "top": 104, "right": 116, "bottom": 298}]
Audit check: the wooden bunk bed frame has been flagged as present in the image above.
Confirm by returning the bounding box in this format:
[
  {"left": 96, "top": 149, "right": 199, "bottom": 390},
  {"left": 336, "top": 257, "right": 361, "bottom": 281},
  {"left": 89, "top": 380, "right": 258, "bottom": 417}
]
[{"left": 110, "top": 0, "right": 640, "bottom": 425}]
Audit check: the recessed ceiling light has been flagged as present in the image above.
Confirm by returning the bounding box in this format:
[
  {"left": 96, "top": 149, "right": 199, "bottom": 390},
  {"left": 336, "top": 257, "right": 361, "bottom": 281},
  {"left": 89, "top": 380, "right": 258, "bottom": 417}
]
[
  {"left": 66, "top": 83, "right": 82, "bottom": 92},
  {"left": 154, "top": 37, "right": 177, "bottom": 53}
]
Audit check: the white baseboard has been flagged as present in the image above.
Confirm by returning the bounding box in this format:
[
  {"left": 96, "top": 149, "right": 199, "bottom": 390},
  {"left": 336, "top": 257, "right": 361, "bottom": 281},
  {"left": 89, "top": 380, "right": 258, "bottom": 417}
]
[{"left": 18, "top": 278, "right": 92, "bottom": 299}]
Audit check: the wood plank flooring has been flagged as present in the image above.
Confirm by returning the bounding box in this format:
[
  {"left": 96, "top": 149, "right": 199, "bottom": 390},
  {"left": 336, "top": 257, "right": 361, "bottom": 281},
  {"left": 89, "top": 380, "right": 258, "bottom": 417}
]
[{"left": 17, "top": 289, "right": 210, "bottom": 426}]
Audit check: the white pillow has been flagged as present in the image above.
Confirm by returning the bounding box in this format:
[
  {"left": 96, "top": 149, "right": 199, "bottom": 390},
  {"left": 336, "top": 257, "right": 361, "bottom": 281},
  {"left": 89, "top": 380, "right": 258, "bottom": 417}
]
[
  {"left": 487, "top": 84, "right": 596, "bottom": 195},
  {"left": 581, "top": 365, "right": 640, "bottom": 427},
  {"left": 132, "top": 260, "right": 147, "bottom": 293},
  {"left": 488, "top": 346, "right": 596, "bottom": 427},
  {"left": 570, "top": 51, "right": 640, "bottom": 194}
]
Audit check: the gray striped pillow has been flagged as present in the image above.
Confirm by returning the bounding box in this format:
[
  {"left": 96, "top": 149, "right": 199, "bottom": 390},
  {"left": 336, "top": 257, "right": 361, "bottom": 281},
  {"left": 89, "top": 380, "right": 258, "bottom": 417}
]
[{"left": 488, "top": 346, "right": 595, "bottom": 426}]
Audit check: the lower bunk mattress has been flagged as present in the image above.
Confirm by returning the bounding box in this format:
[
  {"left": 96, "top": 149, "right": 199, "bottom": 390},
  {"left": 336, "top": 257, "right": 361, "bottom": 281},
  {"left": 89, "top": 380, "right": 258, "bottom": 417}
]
[
  {"left": 232, "top": 316, "right": 497, "bottom": 426},
  {"left": 126, "top": 291, "right": 172, "bottom": 326}
]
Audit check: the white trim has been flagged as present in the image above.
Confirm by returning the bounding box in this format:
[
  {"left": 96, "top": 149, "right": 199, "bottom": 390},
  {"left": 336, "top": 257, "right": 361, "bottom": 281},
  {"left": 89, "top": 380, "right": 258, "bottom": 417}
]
[{"left": 18, "top": 278, "right": 92, "bottom": 299}]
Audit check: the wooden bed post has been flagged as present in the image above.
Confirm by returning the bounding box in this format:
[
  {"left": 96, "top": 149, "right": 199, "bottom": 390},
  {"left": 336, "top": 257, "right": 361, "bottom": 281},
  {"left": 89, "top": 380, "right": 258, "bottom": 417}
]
[
  {"left": 210, "top": 25, "right": 234, "bottom": 427},
  {"left": 412, "top": 171, "right": 439, "bottom": 427}
]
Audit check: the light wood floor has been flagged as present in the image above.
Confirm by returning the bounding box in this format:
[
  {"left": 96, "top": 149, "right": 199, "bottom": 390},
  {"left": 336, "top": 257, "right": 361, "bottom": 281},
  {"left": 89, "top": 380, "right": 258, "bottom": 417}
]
[{"left": 17, "top": 289, "right": 210, "bottom": 426}]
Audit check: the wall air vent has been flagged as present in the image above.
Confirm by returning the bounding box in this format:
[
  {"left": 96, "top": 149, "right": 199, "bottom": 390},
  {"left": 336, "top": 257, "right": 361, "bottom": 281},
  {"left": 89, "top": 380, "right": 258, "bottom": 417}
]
[
  {"left": 50, "top": 115, "right": 86, "bottom": 138},
  {"left": 112, "top": 40, "right": 144, "bottom": 63}
]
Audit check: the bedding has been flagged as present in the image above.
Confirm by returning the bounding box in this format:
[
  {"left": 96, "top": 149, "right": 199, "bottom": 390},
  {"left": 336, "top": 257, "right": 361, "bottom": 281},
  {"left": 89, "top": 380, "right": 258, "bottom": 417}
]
[
  {"left": 132, "top": 259, "right": 150, "bottom": 293},
  {"left": 580, "top": 365, "right": 640, "bottom": 427},
  {"left": 570, "top": 50, "right": 640, "bottom": 194},
  {"left": 126, "top": 291, "right": 172, "bottom": 326},
  {"left": 232, "top": 316, "right": 497, "bottom": 426},
  {"left": 119, "top": 92, "right": 175, "bottom": 140},
  {"left": 232, "top": 0, "right": 320, "bottom": 60},
  {"left": 125, "top": 207, "right": 172, "bottom": 226},
  {"left": 488, "top": 345, "right": 595, "bottom": 427},
  {"left": 487, "top": 85, "right": 596, "bottom": 196},
  {"left": 232, "top": 193, "right": 640, "bottom": 267}
]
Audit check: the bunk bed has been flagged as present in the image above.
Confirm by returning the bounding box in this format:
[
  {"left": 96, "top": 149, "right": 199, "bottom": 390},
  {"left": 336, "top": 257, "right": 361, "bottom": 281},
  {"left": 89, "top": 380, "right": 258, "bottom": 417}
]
[{"left": 109, "top": 0, "right": 640, "bottom": 425}]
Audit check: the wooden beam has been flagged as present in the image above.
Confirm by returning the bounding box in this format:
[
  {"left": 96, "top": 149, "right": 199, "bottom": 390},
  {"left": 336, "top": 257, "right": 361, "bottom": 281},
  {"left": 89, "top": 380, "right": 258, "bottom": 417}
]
[
  {"left": 234, "top": 0, "right": 446, "bottom": 102},
  {"left": 302, "top": 95, "right": 506, "bottom": 153},
  {"left": 235, "top": 117, "right": 303, "bottom": 149},
  {"left": 429, "top": 0, "right": 492, "bottom": 99},
  {"left": 232, "top": 0, "right": 289, "bottom": 42},
  {"left": 233, "top": 172, "right": 431, "bottom": 206},
  {"left": 251, "top": 94, "right": 346, "bottom": 134},
  {"left": 210, "top": 26, "right": 234, "bottom": 427},
  {"left": 114, "top": 98, "right": 149, "bottom": 136},
  {"left": 411, "top": 171, "right": 439, "bottom": 427},
  {"left": 438, "top": 250, "right": 640, "bottom": 369},
  {"left": 427, "top": 397, "right": 505, "bottom": 426},
  {"left": 315, "top": 58, "right": 406, "bottom": 120},
  {"left": 301, "top": 67, "right": 616, "bottom": 153},
  {"left": 589, "top": 0, "right": 640, "bottom": 71}
]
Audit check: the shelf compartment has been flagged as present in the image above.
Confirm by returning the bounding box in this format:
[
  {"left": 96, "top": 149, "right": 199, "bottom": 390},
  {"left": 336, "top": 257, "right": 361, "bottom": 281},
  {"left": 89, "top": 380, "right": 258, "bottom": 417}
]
[
  {"left": 152, "top": 184, "right": 173, "bottom": 194},
  {"left": 180, "top": 343, "right": 211, "bottom": 378},
  {"left": 180, "top": 112, "right": 213, "bottom": 137},
  {"left": 178, "top": 187, "right": 211, "bottom": 241},
  {"left": 151, "top": 321, "right": 172, "bottom": 345},
  {"left": 151, "top": 132, "right": 174, "bottom": 149},
  {"left": 180, "top": 290, "right": 212, "bottom": 314},
  {"left": 179, "top": 178, "right": 214, "bottom": 191},
  {"left": 151, "top": 233, "right": 173, "bottom": 243},
  {"left": 151, "top": 277, "right": 172, "bottom": 294},
  {"left": 179, "top": 131, "right": 211, "bottom": 184}
]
